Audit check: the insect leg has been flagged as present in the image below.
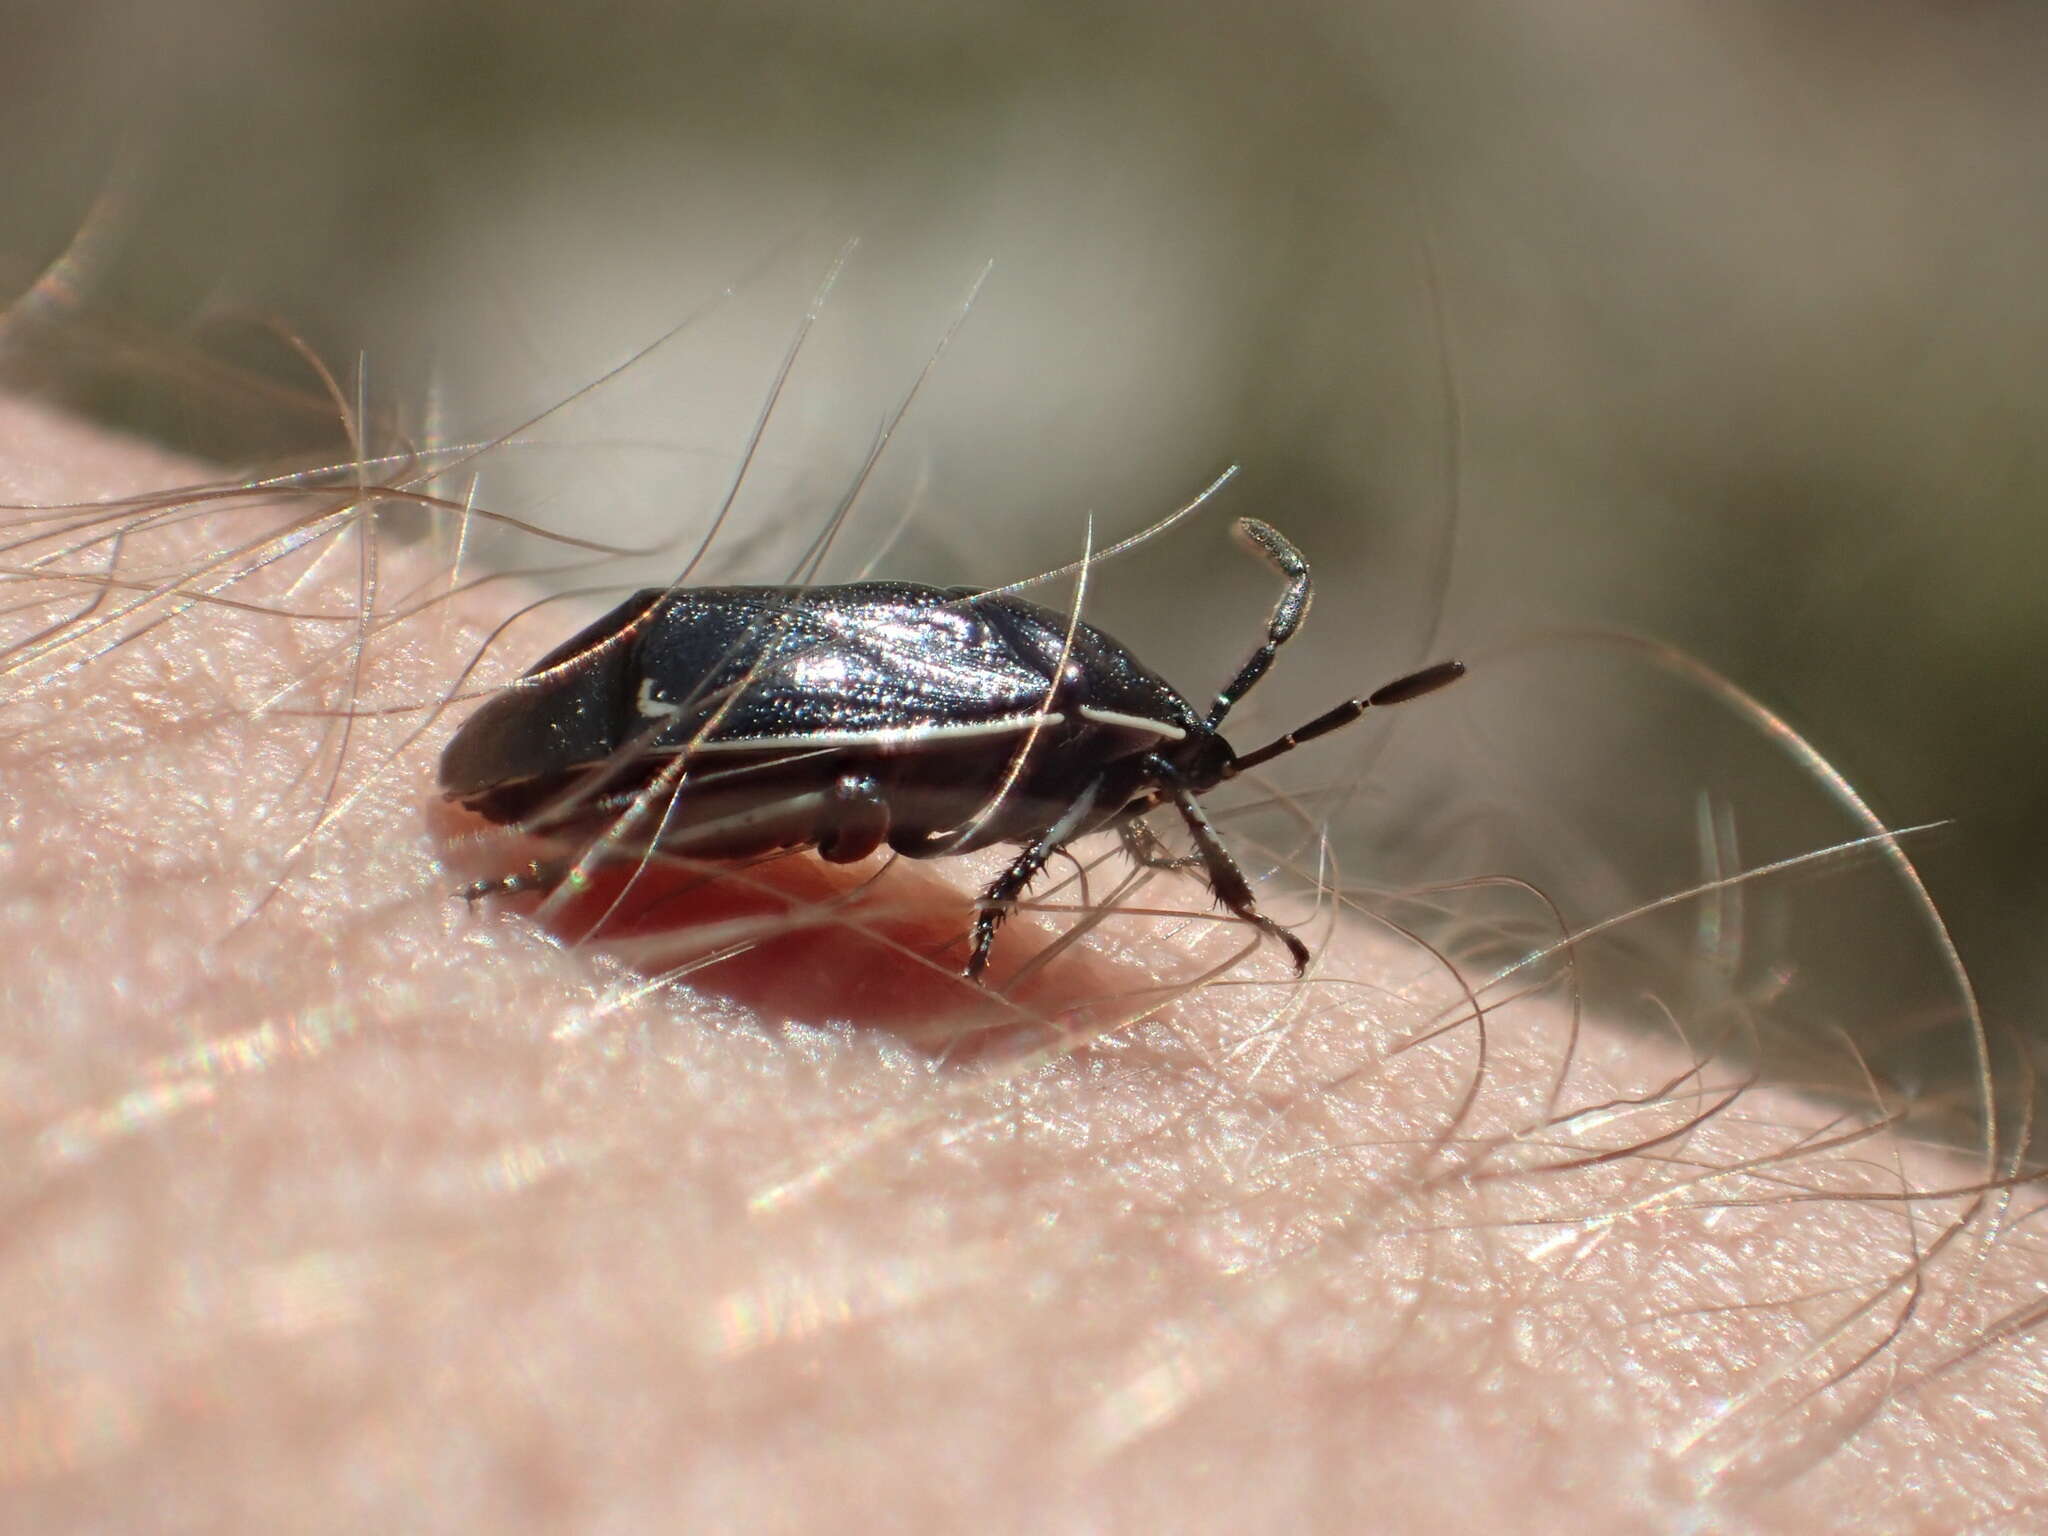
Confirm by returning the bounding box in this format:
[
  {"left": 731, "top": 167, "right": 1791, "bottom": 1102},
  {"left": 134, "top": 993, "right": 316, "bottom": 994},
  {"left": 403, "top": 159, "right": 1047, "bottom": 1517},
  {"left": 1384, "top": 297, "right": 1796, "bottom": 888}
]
[
  {"left": 458, "top": 857, "right": 572, "bottom": 903},
  {"left": 1118, "top": 816, "right": 1202, "bottom": 872},
  {"left": 1145, "top": 754, "right": 1311, "bottom": 973},
  {"left": 817, "top": 772, "right": 891, "bottom": 864},
  {"left": 1205, "top": 518, "right": 1313, "bottom": 731},
  {"left": 967, "top": 841, "right": 1057, "bottom": 980},
  {"left": 965, "top": 783, "right": 1102, "bottom": 979}
]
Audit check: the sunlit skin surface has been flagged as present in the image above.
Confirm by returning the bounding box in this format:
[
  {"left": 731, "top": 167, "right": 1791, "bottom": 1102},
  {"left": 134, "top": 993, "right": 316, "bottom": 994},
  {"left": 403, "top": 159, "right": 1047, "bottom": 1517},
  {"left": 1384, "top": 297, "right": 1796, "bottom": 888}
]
[{"left": 1, "top": 397, "right": 2043, "bottom": 1532}]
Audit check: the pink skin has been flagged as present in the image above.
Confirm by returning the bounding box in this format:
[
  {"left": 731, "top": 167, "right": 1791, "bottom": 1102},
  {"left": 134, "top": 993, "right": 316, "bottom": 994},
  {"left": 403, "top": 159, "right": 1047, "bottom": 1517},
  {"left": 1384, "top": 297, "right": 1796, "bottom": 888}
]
[{"left": 1, "top": 396, "right": 2041, "bottom": 1532}]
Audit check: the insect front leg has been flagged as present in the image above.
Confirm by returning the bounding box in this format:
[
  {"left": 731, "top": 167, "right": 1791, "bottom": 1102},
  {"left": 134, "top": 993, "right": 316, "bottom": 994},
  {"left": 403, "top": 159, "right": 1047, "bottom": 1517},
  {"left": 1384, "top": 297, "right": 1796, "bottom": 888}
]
[{"left": 1143, "top": 754, "right": 1311, "bottom": 973}]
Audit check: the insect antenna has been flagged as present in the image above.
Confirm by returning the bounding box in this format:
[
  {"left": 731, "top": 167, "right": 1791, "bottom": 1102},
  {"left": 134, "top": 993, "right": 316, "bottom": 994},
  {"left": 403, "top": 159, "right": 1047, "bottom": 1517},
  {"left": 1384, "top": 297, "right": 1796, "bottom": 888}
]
[{"left": 1226, "top": 658, "right": 1466, "bottom": 776}]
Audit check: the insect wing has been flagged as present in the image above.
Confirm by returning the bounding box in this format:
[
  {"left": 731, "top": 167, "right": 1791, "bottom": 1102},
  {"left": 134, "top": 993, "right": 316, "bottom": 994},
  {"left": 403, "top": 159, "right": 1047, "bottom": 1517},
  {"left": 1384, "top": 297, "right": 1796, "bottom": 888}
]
[{"left": 633, "top": 583, "right": 1069, "bottom": 753}]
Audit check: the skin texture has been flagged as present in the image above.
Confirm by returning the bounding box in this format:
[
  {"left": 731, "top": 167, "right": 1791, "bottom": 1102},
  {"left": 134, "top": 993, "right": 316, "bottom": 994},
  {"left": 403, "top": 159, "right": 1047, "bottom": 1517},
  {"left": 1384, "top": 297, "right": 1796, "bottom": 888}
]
[{"left": 1, "top": 396, "right": 2043, "bottom": 1533}]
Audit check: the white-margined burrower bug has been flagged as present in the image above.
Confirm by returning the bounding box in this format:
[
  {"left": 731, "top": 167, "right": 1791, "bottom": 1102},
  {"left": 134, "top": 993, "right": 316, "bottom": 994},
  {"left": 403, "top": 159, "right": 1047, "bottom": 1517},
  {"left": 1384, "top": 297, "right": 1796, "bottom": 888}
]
[{"left": 439, "top": 518, "right": 1464, "bottom": 980}]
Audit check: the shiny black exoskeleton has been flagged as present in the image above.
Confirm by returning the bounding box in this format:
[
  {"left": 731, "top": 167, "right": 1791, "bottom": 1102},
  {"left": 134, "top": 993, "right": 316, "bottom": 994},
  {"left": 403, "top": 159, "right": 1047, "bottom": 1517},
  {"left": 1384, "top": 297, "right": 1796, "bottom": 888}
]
[{"left": 439, "top": 518, "right": 1464, "bottom": 979}]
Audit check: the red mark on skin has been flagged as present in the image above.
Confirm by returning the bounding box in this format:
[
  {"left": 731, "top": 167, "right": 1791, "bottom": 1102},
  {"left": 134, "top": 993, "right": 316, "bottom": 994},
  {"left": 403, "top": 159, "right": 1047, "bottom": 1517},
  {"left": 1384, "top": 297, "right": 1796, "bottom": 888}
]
[{"left": 428, "top": 797, "right": 1151, "bottom": 1054}]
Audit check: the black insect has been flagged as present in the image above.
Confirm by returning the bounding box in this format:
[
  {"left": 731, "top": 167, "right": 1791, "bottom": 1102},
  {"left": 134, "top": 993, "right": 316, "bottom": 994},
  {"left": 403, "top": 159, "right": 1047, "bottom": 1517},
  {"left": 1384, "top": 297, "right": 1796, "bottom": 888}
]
[{"left": 439, "top": 518, "right": 1464, "bottom": 980}]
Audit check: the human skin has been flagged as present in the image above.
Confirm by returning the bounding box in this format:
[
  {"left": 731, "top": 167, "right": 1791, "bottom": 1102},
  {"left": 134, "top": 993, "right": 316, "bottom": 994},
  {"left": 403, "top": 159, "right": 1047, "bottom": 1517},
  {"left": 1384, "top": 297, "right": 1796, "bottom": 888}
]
[{"left": 0, "top": 396, "right": 2042, "bottom": 1532}]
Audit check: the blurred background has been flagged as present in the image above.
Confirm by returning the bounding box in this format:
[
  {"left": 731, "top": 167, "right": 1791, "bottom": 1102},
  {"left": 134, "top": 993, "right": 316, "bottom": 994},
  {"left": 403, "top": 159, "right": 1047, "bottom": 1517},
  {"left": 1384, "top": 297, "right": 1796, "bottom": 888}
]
[{"left": 3, "top": 0, "right": 2042, "bottom": 1134}]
